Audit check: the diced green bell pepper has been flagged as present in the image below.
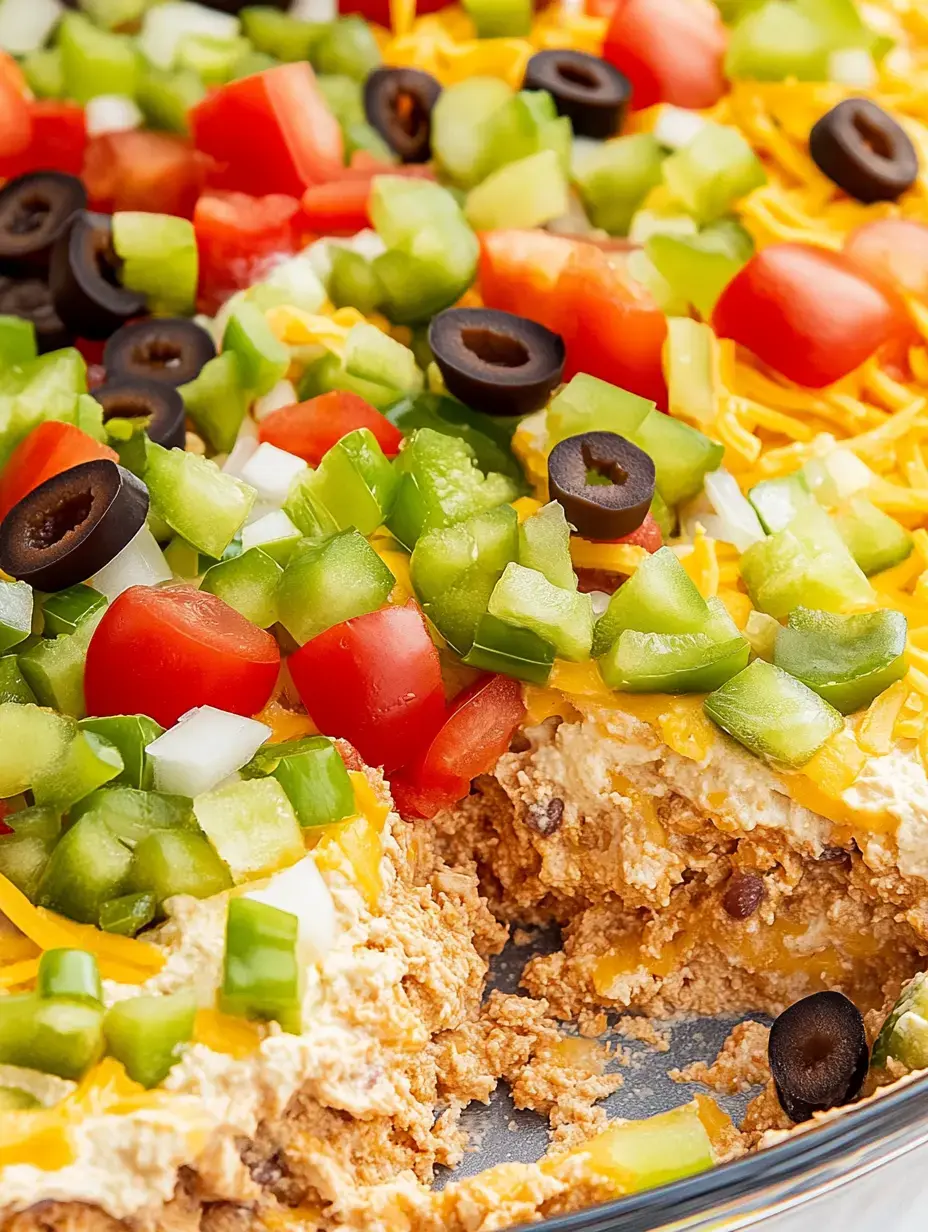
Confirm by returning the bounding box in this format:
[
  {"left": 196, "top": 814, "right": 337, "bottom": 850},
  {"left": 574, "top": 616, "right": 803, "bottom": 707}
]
[
  {"left": 774, "top": 607, "right": 907, "bottom": 714},
  {"left": 222, "top": 302, "right": 290, "bottom": 398},
  {"left": 0, "top": 581, "right": 33, "bottom": 654},
  {"left": 299, "top": 351, "right": 397, "bottom": 413},
  {"left": 21, "top": 47, "right": 64, "bottom": 99},
  {"left": 193, "top": 777, "right": 304, "bottom": 884},
  {"left": 0, "top": 348, "right": 87, "bottom": 475},
  {"left": 592, "top": 546, "right": 713, "bottom": 657},
  {"left": 388, "top": 427, "right": 518, "bottom": 549},
  {"left": 466, "top": 148, "right": 569, "bottom": 231},
  {"left": 704, "top": 659, "right": 844, "bottom": 767},
  {"left": 385, "top": 392, "right": 524, "bottom": 486},
  {"left": 277, "top": 529, "right": 394, "bottom": 645},
  {"left": 18, "top": 609, "right": 104, "bottom": 719},
  {"left": 136, "top": 65, "right": 205, "bottom": 134},
  {"left": 104, "top": 990, "right": 197, "bottom": 1088},
  {"left": 0, "top": 702, "right": 74, "bottom": 798},
  {"left": 0, "top": 316, "right": 37, "bottom": 367},
  {"left": 146, "top": 445, "right": 255, "bottom": 559},
  {"left": 631, "top": 410, "right": 724, "bottom": 508},
  {"left": 600, "top": 614, "right": 751, "bottom": 693},
  {"left": 37, "top": 949, "right": 102, "bottom": 1006},
  {"left": 33, "top": 731, "right": 123, "bottom": 809},
  {"left": 112, "top": 213, "right": 198, "bottom": 318},
  {"left": 0, "top": 994, "right": 104, "bottom": 1080},
  {"left": 201, "top": 548, "right": 283, "bottom": 630},
  {"left": 662, "top": 126, "right": 766, "bottom": 224},
  {"left": 431, "top": 76, "right": 513, "bottom": 188},
  {"left": 41, "top": 586, "right": 105, "bottom": 638},
  {"left": 0, "top": 1087, "right": 40, "bottom": 1110},
  {"left": 0, "top": 654, "right": 37, "bottom": 705},
  {"left": 246, "top": 735, "right": 355, "bottom": 829},
  {"left": 344, "top": 323, "right": 423, "bottom": 395},
  {"left": 475, "top": 89, "right": 570, "bottom": 181},
  {"left": 489, "top": 562, "right": 593, "bottom": 661},
  {"left": 872, "top": 972, "right": 928, "bottom": 1071},
  {"left": 287, "top": 427, "right": 399, "bottom": 539},
  {"left": 647, "top": 220, "right": 754, "bottom": 320},
  {"left": 220, "top": 897, "right": 302, "bottom": 1033},
  {"left": 748, "top": 473, "right": 816, "bottom": 532},
  {"left": 70, "top": 786, "right": 195, "bottom": 847},
  {"left": 518, "top": 501, "right": 576, "bottom": 591},
  {"left": 328, "top": 247, "right": 385, "bottom": 317},
  {"left": 312, "top": 16, "right": 381, "bottom": 80},
  {"left": 0, "top": 805, "right": 60, "bottom": 900},
  {"left": 176, "top": 33, "right": 252, "bottom": 84},
  {"left": 231, "top": 49, "right": 282, "bottom": 80},
  {"left": 547, "top": 373, "right": 655, "bottom": 448},
  {"left": 130, "top": 829, "right": 233, "bottom": 909},
  {"left": 240, "top": 7, "right": 324, "bottom": 61},
  {"left": 462, "top": 613, "right": 555, "bottom": 684},
  {"left": 36, "top": 812, "right": 133, "bottom": 924},
  {"left": 463, "top": 0, "right": 531, "bottom": 37},
  {"left": 57, "top": 13, "right": 138, "bottom": 104},
  {"left": 833, "top": 497, "right": 914, "bottom": 577},
  {"left": 725, "top": 1, "right": 830, "bottom": 81},
  {"left": 179, "top": 351, "right": 249, "bottom": 455},
  {"left": 99, "top": 891, "right": 157, "bottom": 936},
  {"left": 574, "top": 135, "right": 666, "bottom": 236},
  {"left": 77, "top": 716, "right": 164, "bottom": 791},
  {"left": 583, "top": 1101, "right": 715, "bottom": 1191},
  {"left": 664, "top": 318, "right": 717, "bottom": 429}
]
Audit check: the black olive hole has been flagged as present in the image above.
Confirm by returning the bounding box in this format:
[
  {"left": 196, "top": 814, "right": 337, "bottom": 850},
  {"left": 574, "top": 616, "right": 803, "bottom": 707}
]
[
  {"left": 461, "top": 327, "right": 529, "bottom": 369},
  {"left": 853, "top": 114, "right": 892, "bottom": 160},
  {"left": 101, "top": 393, "right": 154, "bottom": 427},
  {"left": 799, "top": 1031, "right": 835, "bottom": 1068},
  {"left": 583, "top": 443, "right": 628, "bottom": 489},
  {"left": 9, "top": 195, "right": 51, "bottom": 236},
  {"left": 556, "top": 61, "right": 599, "bottom": 90},
  {"left": 134, "top": 339, "right": 182, "bottom": 371},
  {"left": 27, "top": 490, "right": 93, "bottom": 552},
  {"left": 91, "top": 230, "right": 124, "bottom": 291},
  {"left": 393, "top": 89, "right": 428, "bottom": 138}
]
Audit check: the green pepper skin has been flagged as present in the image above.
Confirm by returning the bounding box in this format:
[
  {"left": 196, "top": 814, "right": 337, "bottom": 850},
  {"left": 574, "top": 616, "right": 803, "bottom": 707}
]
[
  {"left": 129, "top": 830, "right": 233, "bottom": 910},
  {"left": 37, "top": 949, "right": 103, "bottom": 1006},
  {"left": 872, "top": 972, "right": 928, "bottom": 1071},
  {"left": 98, "top": 892, "right": 157, "bottom": 937},
  {"left": 220, "top": 898, "right": 302, "bottom": 1034},
  {"left": 104, "top": 991, "right": 198, "bottom": 1088},
  {"left": 77, "top": 718, "right": 165, "bottom": 791},
  {"left": 0, "top": 994, "right": 104, "bottom": 1080},
  {"left": 246, "top": 736, "right": 356, "bottom": 829}
]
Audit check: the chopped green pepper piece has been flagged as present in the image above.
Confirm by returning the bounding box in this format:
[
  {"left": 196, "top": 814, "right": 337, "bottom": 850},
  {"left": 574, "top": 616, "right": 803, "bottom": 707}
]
[
  {"left": 41, "top": 586, "right": 106, "bottom": 638},
  {"left": 193, "top": 778, "right": 304, "bottom": 884},
  {"left": 0, "top": 348, "right": 88, "bottom": 475},
  {"left": 21, "top": 47, "right": 64, "bottom": 99},
  {"left": 0, "top": 994, "right": 104, "bottom": 1080},
  {"left": 179, "top": 351, "right": 249, "bottom": 455},
  {"left": 57, "top": 13, "right": 138, "bottom": 103},
  {"left": 0, "top": 702, "right": 74, "bottom": 798},
  {"left": 704, "top": 659, "right": 843, "bottom": 767},
  {"left": 462, "top": 613, "right": 555, "bottom": 684},
  {"left": 344, "top": 323, "right": 423, "bottom": 394},
  {"left": 240, "top": 7, "right": 324, "bottom": 61},
  {"left": 662, "top": 126, "right": 766, "bottom": 224},
  {"left": 432, "top": 76, "right": 513, "bottom": 189},
  {"left": 33, "top": 730, "right": 123, "bottom": 809},
  {"left": 582, "top": 1101, "right": 714, "bottom": 1191},
  {"left": 574, "top": 135, "right": 666, "bottom": 236},
  {"left": 98, "top": 891, "right": 157, "bottom": 936},
  {"left": 241, "top": 511, "right": 302, "bottom": 565},
  {"left": 601, "top": 623, "right": 751, "bottom": 694},
  {"left": 872, "top": 972, "right": 928, "bottom": 1071},
  {"left": 748, "top": 473, "right": 816, "bottom": 533},
  {"left": 385, "top": 391, "right": 525, "bottom": 486},
  {"left": 631, "top": 410, "right": 725, "bottom": 508},
  {"left": 129, "top": 829, "right": 233, "bottom": 910},
  {"left": 463, "top": 0, "right": 531, "bottom": 36},
  {"left": 112, "top": 213, "right": 198, "bottom": 318},
  {"left": 0, "top": 1087, "right": 40, "bottom": 1110},
  {"left": 466, "top": 148, "right": 569, "bottom": 232},
  {"left": 146, "top": 445, "right": 255, "bottom": 559},
  {"left": 70, "top": 786, "right": 195, "bottom": 847},
  {"left": 328, "top": 247, "right": 385, "bottom": 317},
  {"left": 36, "top": 812, "right": 133, "bottom": 925},
  {"left": 833, "top": 497, "right": 914, "bottom": 577},
  {"left": 136, "top": 64, "right": 205, "bottom": 134},
  {"left": 299, "top": 351, "right": 397, "bottom": 413},
  {"left": 77, "top": 716, "right": 164, "bottom": 791},
  {"left": 277, "top": 529, "right": 394, "bottom": 645},
  {"left": 201, "top": 548, "right": 283, "bottom": 630},
  {"left": 475, "top": 89, "right": 570, "bottom": 181},
  {"left": 104, "top": 990, "right": 197, "bottom": 1088},
  {"left": 592, "top": 546, "right": 713, "bottom": 658},
  {"left": 0, "top": 580, "right": 33, "bottom": 654},
  {"left": 489, "top": 562, "right": 593, "bottom": 661},
  {"left": 547, "top": 373, "right": 654, "bottom": 448},
  {"left": 518, "top": 501, "right": 576, "bottom": 591},
  {"left": 246, "top": 736, "right": 356, "bottom": 829},
  {"left": 176, "top": 33, "right": 252, "bottom": 84},
  {"left": 222, "top": 302, "right": 290, "bottom": 398},
  {"left": 37, "top": 949, "right": 103, "bottom": 1006},
  {"left": 312, "top": 16, "right": 380, "bottom": 80},
  {"left": 647, "top": 220, "right": 754, "bottom": 320},
  {"left": 220, "top": 897, "right": 302, "bottom": 1034},
  {"left": 725, "top": 1, "right": 830, "bottom": 81},
  {"left": 773, "top": 607, "right": 907, "bottom": 714},
  {"left": 18, "top": 608, "right": 104, "bottom": 719},
  {"left": 289, "top": 427, "right": 399, "bottom": 538},
  {"left": 0, "top": 805, "right": 61, "bottom": 900},
  {"left": 0, "top": 316, "right": 37, "bottom": 367}
]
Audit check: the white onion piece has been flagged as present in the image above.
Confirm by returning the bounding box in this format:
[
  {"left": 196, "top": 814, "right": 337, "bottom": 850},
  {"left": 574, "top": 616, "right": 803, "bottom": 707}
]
[
  {"left": 804, "top": 448, "right": 872, "bottom": 504},
  {"left": 0, "top": 0, "right": 62, "bottom": 55},
  {"left": 828, "top": 48, "right": 877, "bottom": 87},
  {"left": 260, "top": 254, "right": 327, "bottom": 314},
  {"left": 254, "top": 379, "right": 298, "bottom": 422},
  {"left": 242, "top": 509, "right": 300, "bottom": 554},
  {"left": 331, "top": 229, "right": 387, "bottom": 262},
  {"left": 139, "top": 1, "right": 238, "bottom": 67},
  {"left": 147, "top": 707, "right": 271, "bottom": 797},
  {"left": 246, "top": 858, "right": 337, "bottom": 963},
  {"left": 240, "top": 442, "right": 307, "bottom": 507},
  {"left": 704, "top": 469, "right": 766, "bottom": 552},
  {"left": 589, "top": 590, "right": 611, "bottom": 618},
  {"left": 288, "top": 0, "right": 335, "bottom": 19},
  {"left": 222, "top": 433, "right": 259, "bottom": 478},
  {"left": 653, "top": 105, "right": 709, "bottom": 151},
  {"left": 92, "top": 525, "right": 171, "bottom": 601},
  {"left": 85, "top": 94, "right": 143, "bottom": 137},
  {"left": 570, "top": 136, "right": 603, "bottom": 179},
  {"left": 744, "top": 610, "right": 780, "bottom": 662}
]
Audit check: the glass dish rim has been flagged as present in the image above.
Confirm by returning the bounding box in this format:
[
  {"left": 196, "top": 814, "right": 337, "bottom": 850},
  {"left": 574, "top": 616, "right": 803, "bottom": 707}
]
[{"left": 537, "top": 1065, "right": 928, "bottom": 1232}]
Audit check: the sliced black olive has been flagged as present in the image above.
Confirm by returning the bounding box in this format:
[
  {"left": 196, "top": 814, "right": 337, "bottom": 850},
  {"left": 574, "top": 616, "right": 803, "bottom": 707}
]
[
  {"left": 364, "top": 67, "right": 442, "bottom": 164},
  {"left": 103, "top": 318, "right": 216, "bottom": 388},
  {"left": 0, "top": 172, "right": 87, "bottom": 278},
  {"left": 768, "top": 991, "right": 869, "bottom": 1125},
  {"left": 0, "top": 277, "right": 71, "bottom": 353},
  {"left": 0, "top": 459, "right": 149, "bottom": 593},
  {"left": 548, "top": 431, "right": 655, "bottom": 541},
  {"left": 523, "top": 50, "right": 631, "bottom": 140},
  {"left": 809, "top": 98, "right": 918, "bottom": 204},
  {"left": 49, "top": 212, "right": 146, "bottom": 341},
  {"left": 428, "top": 307, "right": 565, "bottom": 418},
  {"left": 94, "top": 377, "right": 186, "bottom": 451}
]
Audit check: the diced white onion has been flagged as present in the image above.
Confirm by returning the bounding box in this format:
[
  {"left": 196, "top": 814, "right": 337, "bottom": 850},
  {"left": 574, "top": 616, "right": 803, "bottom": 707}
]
[
  {"left": 804, "top": 448, "right": 873, "bottom": 504},
  {"left": 589, "top": 590, "right": 611, "bottom": 618},
  {"left": 704, "top": 469, "right": 767, "bottom": 553},
  {"left": 85, "top": 94, "right": 143, "bottom": 137},
  {"left": 260, "top": 255, "right": 327, "bottom": 314},
  {"left": 246, "top": 857, "right": 337, "bottom": 963},
  {"left": 146, "top": 707, "right": 271, "bottom": 797},
  {"left": 92, "top": 525, "right": 171, "bottom": 601},
  {"left": 242, "top": 509, "right": 300, "bottom": 554},
  {"left": 240, "top": 442, "right": 308, "bottom": 508},
  {"left": 305, "top": 240, "right": 334, "bottom": 287},
  {"left": 0, "top": 0, "right": 62, "bottom": 55},
  {"left": 546, "top": 191, "right": 594, "bottom": 237},
  {"left": 628, "top": 209, "right": 698, "bottom": 245},
  {"left": 139, "top": 1, "right": 239, "bottom": 69},
  {"left": 331, "top": 229, "right": 387, "bottom": 263},
  {"left": 222, "top": 433, "right": 259, "bottom": 478},
  {"left": 828, "top": 48, "right": 877, "bottom": 88},
  {"left": 569, "top": 136, "right": 603, "bottom": 179},
  {"left": 744, "top": 610, "right": 780, "bottom": 661},
  {"left": 287, "top": 0, "right": 335, "bottom": 19},
  {"left": 653, "top": 105, "right": 709, "bottom": 151},
  {"left": 254, "top": 379, "right": 298, "bottom": 422}
]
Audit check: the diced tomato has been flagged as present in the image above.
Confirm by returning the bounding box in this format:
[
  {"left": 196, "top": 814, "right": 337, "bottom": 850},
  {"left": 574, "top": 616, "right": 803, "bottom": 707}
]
[
  {"left": 195, "top": 190, "right": 301, "bottom": 314},
  {"left": 0, "top": 102, "right": 86, "bottom": 179},
  {"left": 478, "top": 230, "right": 575, "bottom": 330},
  {"left": 301, "top": 179, "right": 372, "bottom": 236},
  {"left": 83, "top": 131, "right": 211, "bottom": 219},
  {"left": 0, "top": 422, "right": 118, "bottom": 525},
  {"left": 192, "top": 63, "right": 344, "bottom": 198},
  {"left": 288, "top": 604, "right": 446, "bottom": 774},
  {"left": 844, "top": 219, "right": 928, "bottom": 303},
  {"left": 712, "top": 243, "right": 910, "bottom": 389},
  {"left": 585, "top": 0, "right": 616, "bottom": 13},
  {"left": 597, "top": 511, "right": 663, "bottom": 553},
  {"left": 391, "top": 674, "right": 525, "bottom": 820},
  {"left": 85, "top": 586, "right": 280, "bottom": 729},
  {"left": 0, "top": 55, "right": 31, "bottom": 166},
  {"left": 258, "top": 391, "right": 404, "bottom": 465},
  {"left": 603, "top": 0, "right": 727, "bottom": 111}
]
